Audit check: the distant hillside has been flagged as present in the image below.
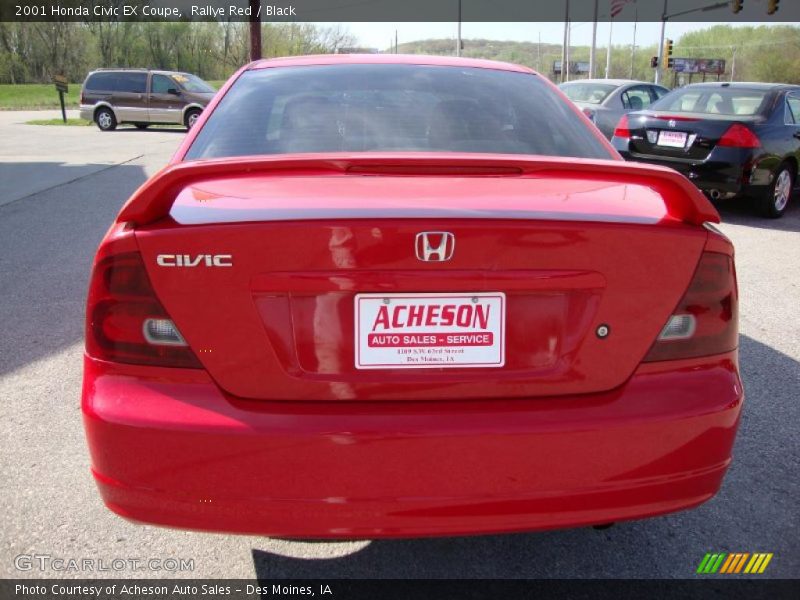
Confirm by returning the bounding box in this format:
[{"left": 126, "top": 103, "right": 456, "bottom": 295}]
[
  {"left": 396, "top": 38, "right": 563, "bottom": 68},
  {"left": 395, "top": 25, "right": 800, "bottom": 85}
]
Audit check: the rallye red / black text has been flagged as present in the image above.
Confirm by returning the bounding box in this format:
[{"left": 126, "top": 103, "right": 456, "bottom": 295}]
[{"left": 82, "top": 54, "right": 742, "bottom": 538}]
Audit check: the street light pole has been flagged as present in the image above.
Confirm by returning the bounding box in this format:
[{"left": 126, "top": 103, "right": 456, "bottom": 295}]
[
  {"left": 629, "top": 5, "right": 638, "bottom": 79},
  {"left": 655, "top": 1, "right": 732, "bottom": 84},
  {"left": 561, "top": 0, "right": 569, "bottom": 83},
  {"left": 589, "top": 0, "right": 598, "bottom": 78},
  {"left": 565, "top": 20, "right": 571, "bottom": 82}
]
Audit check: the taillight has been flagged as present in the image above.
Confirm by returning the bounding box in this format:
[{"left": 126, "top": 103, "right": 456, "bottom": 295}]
[
  {"left": 717, "top": 123, "right": 761, "bottom": 149},
  {"left": 582, "top": 107, "right": 596, "bottom": 122},
  {"left": 86, "top": 251, "right": 201, "bottom": 368},
  {"left": 644, "top": 251, "right": 738, "bottom": 362},
  {"left": 613, "top": 115, "right": 631, "bottom": 139}
]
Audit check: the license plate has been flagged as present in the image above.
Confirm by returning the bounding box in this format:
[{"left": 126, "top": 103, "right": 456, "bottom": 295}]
[
  {"left": 355, "top": 293, "right": 506, "bottom": 369},
  {"left": 657, "top": 130, "right": 688, "bottom": 148}
]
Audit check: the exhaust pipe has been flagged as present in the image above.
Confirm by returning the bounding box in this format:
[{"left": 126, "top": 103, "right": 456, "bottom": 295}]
[{"left": 709, "top": 189, "right": 721, "bottom": 201}]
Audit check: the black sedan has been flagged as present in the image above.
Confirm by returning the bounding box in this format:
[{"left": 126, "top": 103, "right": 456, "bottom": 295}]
[{"left": 612, "top": 82, "right": 800, "bottom": 217}]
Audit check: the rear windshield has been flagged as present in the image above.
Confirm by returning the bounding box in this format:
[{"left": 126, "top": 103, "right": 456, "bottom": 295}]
[
  {"left": 651, "top": 87, "right": 770, "bottom": 116},
  {"left": 559, "top": 82, "right": 617, "bottom": 105},
  {"left": 185, "top": 64, "right": 612, "bottom": 160}
]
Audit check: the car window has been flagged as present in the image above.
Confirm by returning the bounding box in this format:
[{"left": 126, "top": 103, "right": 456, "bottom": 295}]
[
  {"left": 621, "top": 86, "right": 653, "bottom": 111},
  {"left": 186, "top": 64, "right": 613, "bottom": 161},
  {"left": 652, "top": 86, "right": 670, "bottom": 99},
  {"left": 706, "top": 92, "right": 763, "bottom": 115},
  {"left": 84, "top": 72, "right": 116, "bottom": 92},
  {"left": 652, "top": 88, "right": 769, "bottom": 116},
  {"left": 173, "top": 73, "right": 215, "bottom": 93},
  {"left": 151, "top": 74, "right": 175, "bottom": 95},
  {"left": 661, "top": 91, "right": 702, "bottom": 112},
  {"left": 558, "top": 82, "right": 617, "bottom": 105},
  {"left": 115, "top": 73, "right": 147, "bottom": 94},
  {"left": 786, "top": 95, "right": 800, "bottom": 125}
]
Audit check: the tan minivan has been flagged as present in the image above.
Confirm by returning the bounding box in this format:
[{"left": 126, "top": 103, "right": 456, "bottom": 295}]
[{"left": 79, "top": 69, "right": 216, "bottom": 131}]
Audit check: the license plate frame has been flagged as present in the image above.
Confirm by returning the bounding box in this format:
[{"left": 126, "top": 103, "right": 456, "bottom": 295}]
[{"left": 354, "top": 292, "right": 506, "bottom": 369}]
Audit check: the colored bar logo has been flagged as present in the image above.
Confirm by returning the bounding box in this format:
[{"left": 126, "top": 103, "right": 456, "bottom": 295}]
[{"left": 697, "top": 553, "right": 773, "bottom": 574}]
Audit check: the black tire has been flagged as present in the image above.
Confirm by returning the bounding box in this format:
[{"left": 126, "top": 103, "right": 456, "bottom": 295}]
[
  {"left": 134, "top": 123, "right": 149, "bottom": 130},
  {"left": 95, "top": 107, "right": 117, "bottom": 131},
  {"left": 184, "top": 109, "right": 202, "bottom": 130},
  {"left": 758, "top": 161, "right": 795, "bottom": 218}
]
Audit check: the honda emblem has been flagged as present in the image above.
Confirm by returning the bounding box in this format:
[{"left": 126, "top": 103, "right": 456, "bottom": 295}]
[{"left": 415, "top": 232, "right": 455, "bottom": 262}]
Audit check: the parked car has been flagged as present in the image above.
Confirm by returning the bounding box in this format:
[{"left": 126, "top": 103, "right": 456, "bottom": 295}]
[
  {"left": 82, "top": 55, "right": 740, "bottom": 539},
  {"left": 612, "top": 82, "right": 800, "bottom": 217},
  {"left": 558, "top": 78, "right": 670, "bottom": 139},
  {"left": 79, "top": 69, "right": 215, "bottom": 131}
]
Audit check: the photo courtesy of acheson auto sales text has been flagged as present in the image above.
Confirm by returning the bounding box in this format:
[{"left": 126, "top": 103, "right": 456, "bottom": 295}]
[{"left": 0, "top": 1, "right": 798, "bottom": 599}]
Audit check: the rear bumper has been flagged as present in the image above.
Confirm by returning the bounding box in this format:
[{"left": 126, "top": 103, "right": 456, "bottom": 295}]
[
  {"left": 79, "top": 104, "right": 96, "bottom": 122},
  {"left": 613, "top": 142, "right": 767, "bottom": 197},
  {"left": 630, "top": 157, "right": 744, "bottom": 195},
  {"left": 82, "top": 352, "right": 743, "bottom": 538}
]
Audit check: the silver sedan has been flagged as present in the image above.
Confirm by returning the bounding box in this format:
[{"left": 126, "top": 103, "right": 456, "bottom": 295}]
[{"left": 558, "top": 79, "right": 670, "bottom": 139}]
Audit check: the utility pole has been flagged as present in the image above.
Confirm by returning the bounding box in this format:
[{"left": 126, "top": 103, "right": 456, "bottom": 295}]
[
  {"left": 456, "top": 0, "right": 462, "bottom": 57},
  {"left": 655, "top": 0, "right": 668, "bottom": 85},
  {"left": 249, "top": 0, "right": 261, "bottom": 61},
  {"left": 605, "top": 20, "right": 613, "bottom": 78},
  {"left": 589, "top": 0, "right": 598, "bottom": 78},
  {"left": 395, "top": 30, "right": 398, "bottom": 53},
  {"left": 730, "top": 46, "right": 737, "bottom": 82},
  {"left": 537, "top": 32, "right": 542, "bottom": 73}
]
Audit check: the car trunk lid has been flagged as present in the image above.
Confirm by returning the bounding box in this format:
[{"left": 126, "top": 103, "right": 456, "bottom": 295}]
[
  {"left": 626, "top": 111, "right": 763, "bottom": 161},
  {"left": 129, "top": 155, "right": 714, "bottom": 401}
]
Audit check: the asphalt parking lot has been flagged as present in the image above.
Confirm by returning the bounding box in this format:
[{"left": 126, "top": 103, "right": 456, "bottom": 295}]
[{"left": 0, "top": 109, "right": 798, "bottom": 579}]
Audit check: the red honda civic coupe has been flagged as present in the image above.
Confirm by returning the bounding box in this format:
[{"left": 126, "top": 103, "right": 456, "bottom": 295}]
[{"left": 82, "top": 54, "right": 742, "bottom": 538}]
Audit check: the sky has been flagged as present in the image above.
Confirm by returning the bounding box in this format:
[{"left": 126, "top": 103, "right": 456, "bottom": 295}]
[{"left": 337, "top": 21, "right": 781, "bottom": 52}]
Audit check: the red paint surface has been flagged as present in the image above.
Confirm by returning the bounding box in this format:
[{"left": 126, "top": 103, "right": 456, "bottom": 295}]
[{"left": 83, "top": 352, "right": 742, "bottom": 538}]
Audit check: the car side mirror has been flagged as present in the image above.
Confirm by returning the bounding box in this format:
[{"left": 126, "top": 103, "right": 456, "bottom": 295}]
[{"left": 167, "top": 88, "right": 180, "bottom": 96}]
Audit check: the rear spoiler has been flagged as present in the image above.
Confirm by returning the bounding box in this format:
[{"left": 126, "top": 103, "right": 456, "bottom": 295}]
[{"left": 117, "top": 153, "right": 720, "bottom": 227}]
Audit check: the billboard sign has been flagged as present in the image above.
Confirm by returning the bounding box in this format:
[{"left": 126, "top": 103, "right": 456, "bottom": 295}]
[{"left": 671, "top": 58, "right": 726, "bottom": 74}]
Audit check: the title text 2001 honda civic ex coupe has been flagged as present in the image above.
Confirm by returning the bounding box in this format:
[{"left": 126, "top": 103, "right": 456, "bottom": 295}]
[{"left": 82, "top": 55, "right": 742, "bottom": 538}]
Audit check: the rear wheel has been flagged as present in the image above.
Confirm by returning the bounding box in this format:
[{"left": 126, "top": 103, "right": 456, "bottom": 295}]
[
  {"left": 95, "top": 108, "right": 117, "bottom": 132},
  {"left": 184, "top": 109, "right": 201, "bottom": 130},
  {"left": 758, "top": 162, "right": 794, "bottom": 218},
  {"left": 134, "top": 123, "right": 149, "bottom": 130}
]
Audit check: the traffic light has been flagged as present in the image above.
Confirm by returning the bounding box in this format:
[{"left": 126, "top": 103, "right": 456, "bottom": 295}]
[
  {"left": 767, "top": 0, "right": 780, "bottom": 15},
  {"left": 650, "top": 56, "right": 659, "bottom": 68},
  {"left": 731, "top": 0, "right": 743, "bottom": 14},
  {"left": 664, "top": 39, "right": 674, "bottom": 60}
]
